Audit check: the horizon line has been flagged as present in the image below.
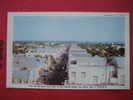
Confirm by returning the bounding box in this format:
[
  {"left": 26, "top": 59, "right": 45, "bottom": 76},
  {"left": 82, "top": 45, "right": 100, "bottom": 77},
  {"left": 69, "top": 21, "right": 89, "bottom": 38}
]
[{"left": 13, "top": 40, "right": 125, "bottom": 43}]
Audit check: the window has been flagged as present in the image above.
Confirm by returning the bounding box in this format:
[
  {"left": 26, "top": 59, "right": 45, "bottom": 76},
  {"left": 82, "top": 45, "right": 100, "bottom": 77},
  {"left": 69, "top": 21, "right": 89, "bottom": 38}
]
[
  {"left": 70, "top": 60, "right": 77, "bottom": 65},
  {"left": 81, "top": 72, "right": 86, "bottom": 79},
  {"left": 71, "top": 72, "right": 76, "bottom": 80},
  {"left": 93, "top": 76, "right": 98, "bottom": 84}
]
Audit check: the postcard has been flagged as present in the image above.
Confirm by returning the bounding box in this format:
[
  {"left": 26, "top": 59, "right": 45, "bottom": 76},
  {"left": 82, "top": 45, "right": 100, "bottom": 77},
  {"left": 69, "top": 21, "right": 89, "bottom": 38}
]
[{"left": 7, "top": 12, "right": 130, "bottom": 89}]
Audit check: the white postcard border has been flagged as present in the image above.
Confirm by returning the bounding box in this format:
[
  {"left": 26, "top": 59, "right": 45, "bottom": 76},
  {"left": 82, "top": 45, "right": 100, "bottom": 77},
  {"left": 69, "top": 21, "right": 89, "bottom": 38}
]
[{"left": 7, "top": 12, "right": 130, "bottom": 89}]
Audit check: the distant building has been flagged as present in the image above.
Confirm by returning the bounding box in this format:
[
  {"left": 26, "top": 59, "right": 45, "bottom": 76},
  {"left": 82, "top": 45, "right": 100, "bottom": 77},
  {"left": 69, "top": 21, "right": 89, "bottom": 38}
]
[{"left": 26, "top": 46, "right": 67, "bottom": 58}]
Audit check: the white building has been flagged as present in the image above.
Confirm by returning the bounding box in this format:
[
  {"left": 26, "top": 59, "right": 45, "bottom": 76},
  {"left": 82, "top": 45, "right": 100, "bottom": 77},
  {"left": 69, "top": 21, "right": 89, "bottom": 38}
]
[
  {"left": 69, "top": 65, "right": 115, "bottom": 85},
  {"left": 26, "top": 47, "right": 66, "bottom": 58},
  {"left": 12, "top": 56, "right": 43, "bottom": 84},
  {"left": 13, "top": 44, "right": 69, "bottom": 85},
  {"left": 68, "top": 43, "right": 125, "bottom": 86}
]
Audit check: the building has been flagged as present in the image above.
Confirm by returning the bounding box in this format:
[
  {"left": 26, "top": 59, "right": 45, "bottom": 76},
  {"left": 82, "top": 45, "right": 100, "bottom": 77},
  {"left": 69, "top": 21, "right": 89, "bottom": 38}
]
[
  {"left": 26, "top": 46, "right": 67, "bottom": 58},
  {"left": 12, "top": 56, "right": 45, "bottom": 84},
  {"left": 68, "top": 43, "right": 125, "bottom": 86},
  {"left": 12, "top": 44, "right": 69, "bottom": 85}
]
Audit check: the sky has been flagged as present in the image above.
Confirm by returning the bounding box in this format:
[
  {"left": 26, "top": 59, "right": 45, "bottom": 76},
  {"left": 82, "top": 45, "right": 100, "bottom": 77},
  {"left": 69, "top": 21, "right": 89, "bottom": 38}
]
[{"left": 13, "top": 15, "right": 125, "bottom": 42}]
